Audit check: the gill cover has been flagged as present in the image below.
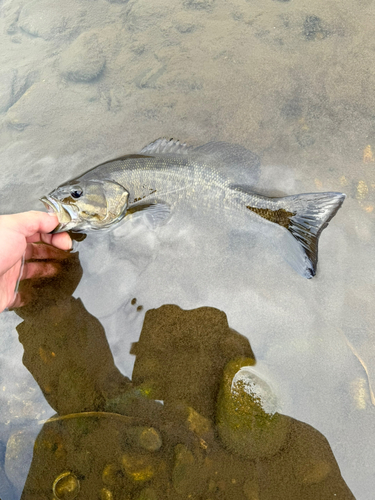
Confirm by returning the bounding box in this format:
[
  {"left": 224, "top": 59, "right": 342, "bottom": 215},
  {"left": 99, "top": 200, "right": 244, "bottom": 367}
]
[
  {"left": 44, "top": 179, "right": 129, "bottom": 232},
  {"left": 100, "top": 180, "right": 129, "bottom": 227}
]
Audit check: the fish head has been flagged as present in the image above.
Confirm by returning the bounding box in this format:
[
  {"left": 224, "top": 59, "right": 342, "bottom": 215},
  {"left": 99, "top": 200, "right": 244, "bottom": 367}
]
[{"left": 40, "top": 179, "right": 129, "bottom": 233}]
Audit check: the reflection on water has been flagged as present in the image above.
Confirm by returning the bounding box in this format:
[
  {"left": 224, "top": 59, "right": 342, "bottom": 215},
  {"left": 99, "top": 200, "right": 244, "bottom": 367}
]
[{"left": 0, "top": 247, "right": 353, "bottom": 498}]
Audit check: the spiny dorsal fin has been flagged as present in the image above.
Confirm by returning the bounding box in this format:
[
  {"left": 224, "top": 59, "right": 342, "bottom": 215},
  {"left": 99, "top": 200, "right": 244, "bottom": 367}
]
[
  {"left": 140, "top": 138, "right": 191, "bottom": 155},
  {"left": 140, "top": 139, "right": 260, "bottom": 184}
]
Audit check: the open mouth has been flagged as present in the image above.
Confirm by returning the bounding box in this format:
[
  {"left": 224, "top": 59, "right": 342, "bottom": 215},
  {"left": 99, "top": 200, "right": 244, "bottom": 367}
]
[
  {"left": 40, "top": 196, "right": 59, "bottom": 215},
  {"left": 40, "top": 196, "right": 73, "bottom": 233}
]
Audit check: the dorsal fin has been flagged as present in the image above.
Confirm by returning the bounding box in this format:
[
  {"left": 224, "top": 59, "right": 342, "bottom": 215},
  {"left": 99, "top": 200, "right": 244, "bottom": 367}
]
[
  {"left": 191, "top": 142, "right": 260, "bottom": 170},
  {"left": 140, "top": 139, "right": 261, "bottom": 185},
  {"left": 140, "top": 138, "right": 191, "bottom": 155},
  {"left": 96, "top": 154, "right": 153, "bottom": 168},
  {"left": 191, "top": 142, "right": 261, "bottom": 186}
]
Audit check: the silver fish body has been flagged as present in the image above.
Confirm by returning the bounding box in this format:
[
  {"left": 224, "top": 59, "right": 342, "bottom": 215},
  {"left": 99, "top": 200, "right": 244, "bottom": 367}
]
[{"left": 41, "top": 139, "right": 345, "bottom": 278}]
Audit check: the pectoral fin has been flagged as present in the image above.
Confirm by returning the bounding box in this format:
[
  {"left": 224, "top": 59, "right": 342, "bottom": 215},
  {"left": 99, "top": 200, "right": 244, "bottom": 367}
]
[{"left": 126, "top": 202, "right": 171, "bottom": 230}]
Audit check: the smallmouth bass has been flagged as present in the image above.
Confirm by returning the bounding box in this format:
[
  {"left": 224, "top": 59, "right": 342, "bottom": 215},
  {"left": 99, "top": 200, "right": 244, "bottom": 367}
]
[{"left": 41, "top": 138, "right": 345, "bottom": 279}]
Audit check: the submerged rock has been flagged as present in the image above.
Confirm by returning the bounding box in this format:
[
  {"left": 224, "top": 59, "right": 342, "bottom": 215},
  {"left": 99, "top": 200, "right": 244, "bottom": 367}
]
[
  {"left": 18, "top": 0, "right": 81, "bottom": 40},
  {"left": 216, "top": 358, "right": 290, "bottom": 460},
  {"left": 52, "top": 471, "right": 81, "bottom": 500},
  {"left": 121, "top": 453, "right": 156, "bottom": 483},
  {"left": 125, "top": 426, "right": 162, "bottom": 452},
  {"left": 0, "top": 69, "right": 36, "bottom": 114},
  {"left": 100, "top": 487, "right": 114, "bottom": 500},
  {"left": 60, "top": 32, "right": 106, "bottom": 82}
]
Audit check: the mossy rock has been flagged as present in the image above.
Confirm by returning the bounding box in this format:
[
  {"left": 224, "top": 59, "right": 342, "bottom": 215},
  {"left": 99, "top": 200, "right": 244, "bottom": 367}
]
[{"left": 216, "top": 358, "right": 290, "bottom": 459}]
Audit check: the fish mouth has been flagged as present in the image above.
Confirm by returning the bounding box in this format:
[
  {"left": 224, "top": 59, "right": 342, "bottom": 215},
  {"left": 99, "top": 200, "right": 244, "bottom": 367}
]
[{"left": 40, "top": 196, "right": 77, "bottom": 233}]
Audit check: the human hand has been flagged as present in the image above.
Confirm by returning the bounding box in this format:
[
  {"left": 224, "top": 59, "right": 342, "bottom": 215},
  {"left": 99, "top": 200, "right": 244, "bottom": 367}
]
[{"left": 0, "top": 211, "right": 72, "bottom": 312}]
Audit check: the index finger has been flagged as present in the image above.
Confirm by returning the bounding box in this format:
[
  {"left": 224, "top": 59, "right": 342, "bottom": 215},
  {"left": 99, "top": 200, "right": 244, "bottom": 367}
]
[{"left": 0, "top": 211, "right": 59, "bottom": 236}]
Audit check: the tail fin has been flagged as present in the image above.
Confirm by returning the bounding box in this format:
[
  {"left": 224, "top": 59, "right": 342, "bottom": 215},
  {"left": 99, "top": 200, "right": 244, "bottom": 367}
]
[
  {"left": 231, "top": 184, "right": 346, "bottom": 278},
  {"left": 277, "top": 192, "right": 345, "bottom": 278}
]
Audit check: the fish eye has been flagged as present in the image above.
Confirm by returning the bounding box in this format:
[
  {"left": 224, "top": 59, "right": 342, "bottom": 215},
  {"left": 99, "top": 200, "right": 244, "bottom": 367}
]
[{"left": 70, "top": 187, "right": 83, "bottom": 199}]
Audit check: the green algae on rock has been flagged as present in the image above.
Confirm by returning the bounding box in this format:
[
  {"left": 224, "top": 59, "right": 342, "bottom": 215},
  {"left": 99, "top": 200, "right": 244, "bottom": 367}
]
[{"left": 216, "top": 358, "right": 290, "bottom": 460}]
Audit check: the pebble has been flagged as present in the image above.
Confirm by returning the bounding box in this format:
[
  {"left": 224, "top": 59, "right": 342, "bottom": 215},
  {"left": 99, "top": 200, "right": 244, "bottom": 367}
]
[
  {"left": 186, "top": 406, "right": 213, "bottom": 437},
  {"left": 100, "top": 487, "right": 114, "bottom": 500},
  {"left": 122, "top": 453, "right": 155, "bottom": 483},
  {"left": 52, "top": 471, "right": 80, "bottom": 500},
  {"left": 60, "top": 32, "right": 106, "bottom": 83},
  {"left": 125, "top": 426, "right": 162, "bottom": 452}
]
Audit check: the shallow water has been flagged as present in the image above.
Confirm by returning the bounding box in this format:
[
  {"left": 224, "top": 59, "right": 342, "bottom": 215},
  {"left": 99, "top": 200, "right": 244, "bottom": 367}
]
[{"left": 0, "top": 0, "right": 374, "bottom": 498}]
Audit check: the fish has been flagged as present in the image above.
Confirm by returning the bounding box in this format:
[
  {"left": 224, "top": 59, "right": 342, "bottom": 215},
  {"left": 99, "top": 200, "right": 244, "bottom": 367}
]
[{"left": 40, "top": 138, "right": 345, "bottom": 279}]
